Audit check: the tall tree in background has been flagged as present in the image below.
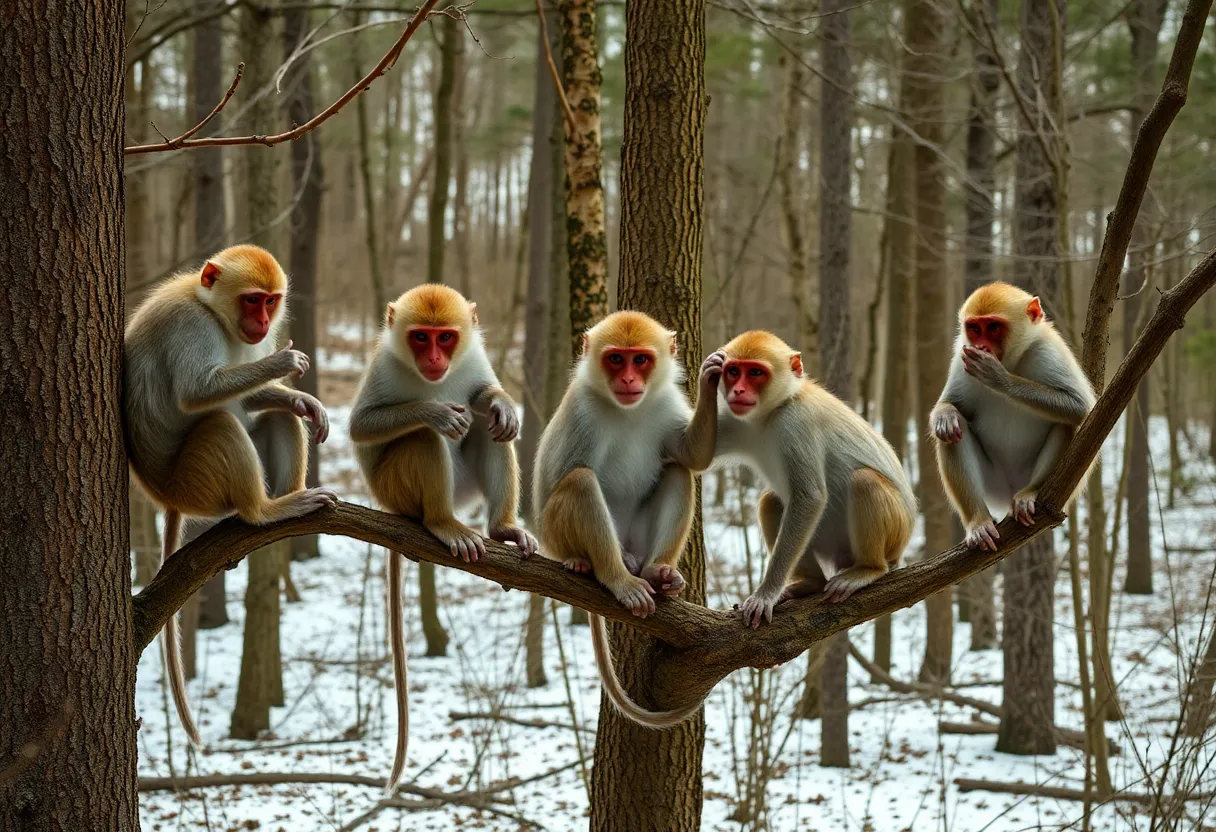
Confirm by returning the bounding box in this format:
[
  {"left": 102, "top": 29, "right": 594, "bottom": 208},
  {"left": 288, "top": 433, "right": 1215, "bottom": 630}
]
[
  {"left": 998, "top": 0, "right": 1064, "bottom": 755},
  {"left": 231, "top": 0, "right": 287, "bottom": 739},
  {"left": 907, "top": 0, "right": 955, "bottom": 685},
  {"left": 193, "top": 0, "right": 231, "bottom": 628},
  {"left": 960, "top": 0, "right": 1002, "bottom": 650},
  {"left": 0, "top": 4, "right": 136, "bottom": 826},
  {"left": 284, "top": 6, "right": 324, "bottom": 562},
  {"left": 352, "top": 10, "right": 387, "bottom": 312},
  {"left": 1123, "top": 0, "right": 1168, "bottom": 595},
  {"left": 778, "top": 48, "right": 816, "bottom": 370},
  {"left": 816, "top": 0, "right": 853, "bottom": 767},
  {"left": 590, "top": 1, "right": 707, "bottom": 827}
]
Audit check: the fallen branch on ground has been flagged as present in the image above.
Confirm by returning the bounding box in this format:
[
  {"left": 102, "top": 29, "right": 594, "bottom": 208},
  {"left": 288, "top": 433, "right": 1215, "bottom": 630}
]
[
  {"left": 938, "top": 720, "right": 1099, "bottom": 754},
  {"left": 138, "top": 771, "right": 511, "bottom": 804},
  {"left": 954, "top": 777, "right": 1213, "bottom": 805},
  {"left": 449, "top": 710, "right": 595, "bottom": 734}
]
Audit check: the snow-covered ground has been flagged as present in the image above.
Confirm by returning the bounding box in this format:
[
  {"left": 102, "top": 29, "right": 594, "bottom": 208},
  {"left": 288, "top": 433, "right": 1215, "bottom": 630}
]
[{"left": 136, "top": 337, "right": 1216, "bottom": 831}]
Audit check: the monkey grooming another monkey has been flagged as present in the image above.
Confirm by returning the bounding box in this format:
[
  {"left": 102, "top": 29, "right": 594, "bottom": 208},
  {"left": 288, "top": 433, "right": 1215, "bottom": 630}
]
[
  {"left": 124, "top": 244, "right": 337, "bottom": 747},
  {"left": 931, "top": 282, "right": 1095, "bottom": 551},
  {"left": 708, "top": 331, "right": 916, "bottom": 628},
  {"left": 349, "top": 283, "right": 537, "bottom": 792},
  {"left": 534, "top": 311, "right": 721, "bottom": 726}
]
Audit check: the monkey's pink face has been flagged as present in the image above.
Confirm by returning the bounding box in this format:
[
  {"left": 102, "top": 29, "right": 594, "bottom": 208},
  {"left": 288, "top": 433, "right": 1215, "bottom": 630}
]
[
  {"left": 237, "top": 292, "right": 282, "bottom": 344},
  {"left": 964, "top": 315, "right": 1008, "bottom": 361},
  {"left": 601, "top": 347, "right": 656, "bottom": 406},
  {"left": 408, "top": 327, "right": 461, "bottom": 381},
  {"left": 723, "top": 360, "right": 771, "bottom": 416}
]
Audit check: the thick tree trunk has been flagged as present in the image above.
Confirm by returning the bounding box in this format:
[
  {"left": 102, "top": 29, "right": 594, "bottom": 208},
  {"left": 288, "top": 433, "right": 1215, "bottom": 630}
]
[
  {"left": 1122, "top": 0, "right": 1167, "bottom": 596},
  {"left": 231, "top": 1, "right": 285, "bottom": 736},
  {"left": 906, "top": 0, "right": 955, "bottom": 685},
  {"left": 999, "top": 0, "right": 1064, "bottom": 754},
  {"left": 352, "top": 11, "right": 386, "bottom": 312},
  {"left": 960, "top": 0, "right": 1002, "bottom": 648},
  {"left": 284, "top": 6, "right": 324, "bottom": 562},
  {"left": 778, "top": 49, "right": 814, "bottom": 363},
  {"left": 590, "top": 1, "right": 707, "bottom": 827},
  {"left": 558, "top": 0, "right": 610, "bottom": 362},
  {"left": 0, "top": 5, "right": 137, "bottom": 827},
  {"left": 816, "top": 0, "right": 854, "bottom": 765},
  {"left": 426, "top": 14, "right": 460, "bottom": 286}
]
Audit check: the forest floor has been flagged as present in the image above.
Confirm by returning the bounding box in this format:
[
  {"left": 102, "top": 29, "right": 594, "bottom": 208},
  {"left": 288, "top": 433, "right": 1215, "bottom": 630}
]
[{"left": 136, "top": 339, "right": 1216, "bottom": 831}]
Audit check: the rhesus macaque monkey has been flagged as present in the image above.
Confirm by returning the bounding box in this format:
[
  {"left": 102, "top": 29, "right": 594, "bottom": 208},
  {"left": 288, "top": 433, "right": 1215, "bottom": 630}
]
[
  {"left": 533, "top": 311, "right": 721, "bottom": 726},
  {"left": 709, "top": 331, "right": 917, "bottom": 628},
  {"left": 124, "top": 245, "right": 336, "bottom": 747},
  {"left": 931, "top": 282, "right": 1095, "bottom": 550},
  {"left": 349, "top": 283, "right": 537, "bottom": 792}
]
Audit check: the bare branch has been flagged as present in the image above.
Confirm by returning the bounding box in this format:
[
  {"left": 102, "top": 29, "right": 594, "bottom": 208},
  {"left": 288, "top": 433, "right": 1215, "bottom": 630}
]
[
  {"left": 124, "top": 0, "right": 442, "bottom": 155},
  {"left": 955, "top": 778, "right": 1213, "bottom": 806},
  {"left": 534, "top": 0, "right": 576, "bottom": 130}
]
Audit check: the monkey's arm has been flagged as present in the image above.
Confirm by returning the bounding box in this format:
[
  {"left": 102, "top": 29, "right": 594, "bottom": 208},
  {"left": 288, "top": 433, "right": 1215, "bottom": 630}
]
[
  {"left": 470, "top": 384, "right": 520, "bottom": 443},
  {"left": 176, "top": 351, "right": 303, "bottom": 414},
  {"left": 349, "top": 400, "right": 471, "bottom": 445},
  {"left": 665, "top": 351, "right": 724, "bottom": 472},
  {"left": 962, "top": 346, "right": 1091, "bottom": 425},
  {"left": 244, "top": 384, "right": 329, "bottom": 443}
]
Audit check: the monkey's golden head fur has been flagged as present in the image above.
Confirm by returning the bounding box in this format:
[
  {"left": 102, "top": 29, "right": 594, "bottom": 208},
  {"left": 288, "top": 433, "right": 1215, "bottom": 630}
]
[
  {"left": 723, "top": 330, "right": 804, "bottom": 377},
  {"left": 387, "top": 284, "right": 477, "bottom": 330},
  {"left": 583, "top": 311, "right": 677, "bottom": 357},
  {"left": 960, "top": 281, "right": 1038, "bottom": 322},
  {"left": 208, "top": 244, "right": 288, "bottom": 294}
]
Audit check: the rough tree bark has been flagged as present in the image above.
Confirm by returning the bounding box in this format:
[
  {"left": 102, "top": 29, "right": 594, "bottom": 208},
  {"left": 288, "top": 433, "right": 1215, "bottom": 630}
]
[
  {"left": 0, "top": 4, "right": 137, "bottom": 827},
  {"left": 960, "top": 0, "right": 1002, "bottom": 650},
  {"left": 998, "top": 0, "right": 1065, "bottom": 755},
  {"left": 590, "top": 0, "right": 708, "bottom": 827},
  {"left": 284, "top": 5, "right": 324, "bottom": 562},
  {"left": 192, "top": 0, "right": 232, "bottom": 628},
  {"left": 352, "top": 10, "right": 387, "bottom": 312},
  {"left": 816, "top": 0, "right": 854, "bottom": 766},
  {"left": 1122, "top": 0, "right": 1168, "bottom": 596},
  {"left": 778, "top": 48, "right": 814, "bottom": 372},
  {"left": 231, "top": 0, "right": 287, "bottom": 738},
  {"left": 906, "top": 0, "right": 955, "bottom": 685}
]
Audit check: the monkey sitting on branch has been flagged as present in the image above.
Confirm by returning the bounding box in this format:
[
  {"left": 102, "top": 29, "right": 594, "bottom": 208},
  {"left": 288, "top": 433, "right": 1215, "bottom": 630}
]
[
  {"left": 349, "top": 283, "right": 537, "bottom": 793},
  {"left": 124, "top": 244, "right": 337, "bottom": 748},
  {"left": 533, "top": 311, "right": 720, "bottom": 727},
  {"left": 708, "top": 331, "right": 918, "bottom": 628},
  {"left": 931, "top": 282, "right": 1095, "bottom": 551}
]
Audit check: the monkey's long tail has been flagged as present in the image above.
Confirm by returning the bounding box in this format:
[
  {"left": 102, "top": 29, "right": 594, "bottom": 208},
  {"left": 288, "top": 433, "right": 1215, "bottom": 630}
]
[
  {"left": 160, "top": 509, "right": 202, "bottom": 748},
  {"left": 384, "top": 550, "right": 410, "bottom": 797},
  {"left": 589, "top": 614, "right": 701, "bottom": 728}
]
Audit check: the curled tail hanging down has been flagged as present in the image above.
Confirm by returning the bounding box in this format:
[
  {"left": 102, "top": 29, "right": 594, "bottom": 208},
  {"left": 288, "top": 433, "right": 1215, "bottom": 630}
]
[
  {"left": 385, "top": 550, "right": 410, "bottom": 796},
  {"left": 589, "top": 613, "right": 702, "bottom": 727},
  {"left": 160, "top": 509, "right": 202, "bottom": 748}
]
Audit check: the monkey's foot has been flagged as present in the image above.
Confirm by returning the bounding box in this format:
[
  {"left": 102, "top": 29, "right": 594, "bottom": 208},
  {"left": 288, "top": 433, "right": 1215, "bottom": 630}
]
[
  {"left": 1011, "top": 492, "right": 1037, "bottom": 527},
  {"left": 427, "top": 519, "right": 486, "bottom": 563},
  {"left": 822, "top": 567, "right": 885, "bottom": 603},
  {"left": 621, "top": 550, "right": 644, "bottom": 576},
  {"left": 779, "top": 579, "right": 827, "bottom": 602},
  {"left": 964, "top": 519, "right": 1000, "bottom": 552},
  {"left": 739, "top": 588, "right": 781, "bottom": 629},
  {"left": 605, "top": 574, "right": 656, "bottom": 618},
  {"left": 264, "top": 487, "right": 339, "bottom": 522},
  {"left": 563, "top": 557, "right": 593, "bottom": 574},
  {"left": 640, "top": 564, "right": 685, "bottom": 597},
  {"left": 488, "top": 525, "right": 539, "bottom": 557}
]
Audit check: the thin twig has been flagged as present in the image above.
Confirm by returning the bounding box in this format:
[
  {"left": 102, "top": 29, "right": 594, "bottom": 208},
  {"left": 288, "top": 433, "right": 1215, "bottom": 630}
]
[{"left": 534, "top": 0, "right": 576, "bottom": 129}]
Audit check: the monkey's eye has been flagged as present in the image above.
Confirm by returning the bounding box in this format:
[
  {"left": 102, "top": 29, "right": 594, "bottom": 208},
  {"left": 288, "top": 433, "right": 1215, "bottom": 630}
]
[
  {"left": 726, "top": 366, "right": 740, "bottom": 378},
  {"left": 412, "top": 331, "right": 429, "bottom": 343},
  {"left": 632, "top": 354, "right": 650, "bottom": 366},
  {"left": 966, "top": 323, "right": 981, "bottom": 336},
  {"left": 986, "top": 322, "right": 1002, "bottom": 335},
  {"left": 748, "top": 368, "right": 765, "bottom": 378},
  {"left": 438, "top": 332, "right": 454, "bottom": 343},
  {"left": 266, "top": 296, "right": 277, "bottom": 307},
  {"left": 244, "top": 296, "right": 259, "bottom": 306},
  {"left": 608, "top": 353, "right": 625, "bottom": 365}
]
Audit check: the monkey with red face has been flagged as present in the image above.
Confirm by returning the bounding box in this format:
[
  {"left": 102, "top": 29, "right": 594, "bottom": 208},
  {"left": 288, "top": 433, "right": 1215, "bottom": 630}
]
[{"left": 931, "top": 282, "right": 1095, "bottom": 550}]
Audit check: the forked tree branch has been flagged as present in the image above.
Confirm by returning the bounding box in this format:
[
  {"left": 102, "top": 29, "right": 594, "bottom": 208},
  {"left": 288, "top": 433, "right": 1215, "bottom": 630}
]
[
  {"left": 123, "top": 0, "right": 442, "bottom": 155},
  {"left": 129, "top": 246, "right": 1216, "bottom": 711}
]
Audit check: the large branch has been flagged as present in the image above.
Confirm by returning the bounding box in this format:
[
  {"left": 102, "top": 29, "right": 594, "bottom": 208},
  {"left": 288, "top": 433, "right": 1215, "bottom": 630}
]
[
  {"left": 1078, "top": 0, "right": 1212, "bottom": 390},
  {"left": 124, "top": 0, "right": 442, "bottom": 155}
]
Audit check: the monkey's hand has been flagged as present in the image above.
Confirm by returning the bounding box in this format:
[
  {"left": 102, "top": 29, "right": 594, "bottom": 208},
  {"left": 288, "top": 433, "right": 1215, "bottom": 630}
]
[
  {"left": 1011, "top": 489, "right": 1037, "bottom": 527},
  {"left": 739, "top": 585, "right": 782, "bottom": 629},
  {"left": 488, "top": 524, "right": 538, "bottom": 556},
  {"left": 930, "top": 404, "right": 963, "bottom": 445},
  {"left": 699, "top": 350, "right": 726, "bottom": 391},
  {"left": 292, "top": 394, "right": 330, "bottom": 444},
  {"left": 487, "top": 399, "right": 519, "bottom": 442},
  {"left": 265, "top": 339, "right": 311, "bottom": 379},
  {"left": 423, "top": 402, "right": 473, "bottom": 441},
  {"left": 961, "top": 346, "right": 1009, "bottom": 391},
  {"left": 964, "top": 517, "right": 1000, "bottom": 551}
]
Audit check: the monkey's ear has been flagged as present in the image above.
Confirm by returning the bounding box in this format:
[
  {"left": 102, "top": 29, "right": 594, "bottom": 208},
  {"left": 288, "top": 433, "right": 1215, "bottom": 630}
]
[
  {"left": 581, "top": 332, "right": 591, "bottom": 356},
  {"left": 200, "top": 261, "right": 221, "bottom": 289},
  {"left": 385, "top": 303, "right": 396, "bottom": 328},
  {"left": 1026, "top": 296, "right": 1043, "bottom": 323},
  {"left": 668, "top": 332, "right": 679, "bottom": 357},
  {"left": 468, "top": 301, "right": 479, "bottom": 327},
  {"left": 789, "top": 352, "right": 804, "bottom": 377}
]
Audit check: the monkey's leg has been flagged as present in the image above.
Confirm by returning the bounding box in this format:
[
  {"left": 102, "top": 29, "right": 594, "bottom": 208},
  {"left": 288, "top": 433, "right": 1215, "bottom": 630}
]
[
  {"left": 936, "top": 425, "right": 1001, "bottom": 551},
  {"left": 824, "top": 469, "right": 913, "bottom": 603},
  {"left": 374, "top": 429, "right": 485, "bottom": 561},
  {"left": 465, "top": 432, "right": 537, "bottom": 555},
  {"left": 1011, "top": 423, "right": 1070, "bottom": 526},
  {"left": 758, "top": 490, "right": 828, "bottom": 601},
  {"left": 166, "top": 411, "right": 336, "bottom": 524},
  {"left": 542, "top": 467, "right": 655, "bottom": 616},
  {"left": 635, "top": 464, "right": 694, "bottom": 597},
  {"left": 250, "top": 410, "right": 308, "bottom": 495}
]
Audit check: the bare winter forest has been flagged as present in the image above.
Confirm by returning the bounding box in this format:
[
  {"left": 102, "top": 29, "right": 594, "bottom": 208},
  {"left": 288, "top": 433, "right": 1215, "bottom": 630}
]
[{"left": 3, "top": 0, "right": 1216, "bottom": 830}]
